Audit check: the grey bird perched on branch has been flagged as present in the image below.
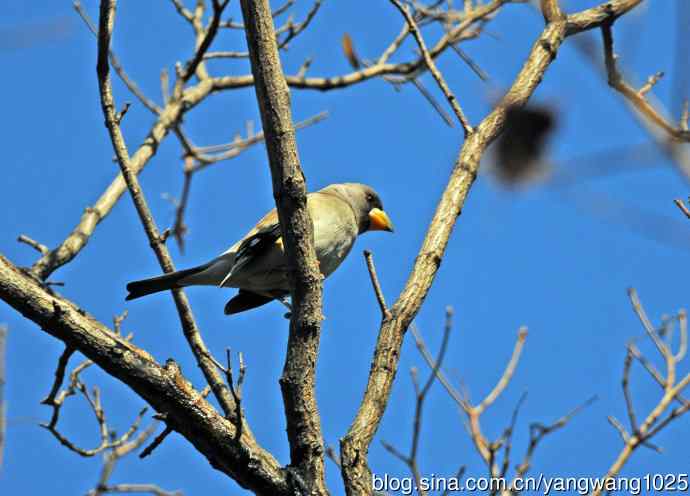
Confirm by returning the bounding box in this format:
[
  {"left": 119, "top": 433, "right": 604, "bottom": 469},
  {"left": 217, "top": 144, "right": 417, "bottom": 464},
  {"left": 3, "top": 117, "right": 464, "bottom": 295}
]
[{"left": 126, "top": 183, "right": 394, "bottom": 315}]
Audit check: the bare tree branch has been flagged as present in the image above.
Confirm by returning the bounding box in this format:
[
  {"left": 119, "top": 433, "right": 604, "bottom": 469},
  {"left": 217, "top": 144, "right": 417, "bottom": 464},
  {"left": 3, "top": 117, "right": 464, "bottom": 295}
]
[
  {"left": 0, "top": 254, "right": 290, "bottom": 493},
  {"left": 73, "top": 0, "right": 161, "bottom": 114},
  {"left": 40, "top": 349, "right": 148, "bottom": 457},
  {"left": 169, "top": 111, "right": 328, "bottom": 251},
  {"left": 539, "top": 0, "right": 564, "bottom": 23},
  {"left": 565, "top": 0, "right": 643, "bottom": 34},
  {"left": 388, "top": 0, "right": 473, "bottom": 135},
  {"left": 601, "top": 21, "right": 690, "bottom": 143},
  {"left": 169, "top": 0, "right": 194, "bottom": 23},
  {"left": 594, "top": 290, "right": 690, "bottom": 494},
  {"left": 382, "top": 307, "right": 453, "bottom": 496},
  {"left": 363, "top": 250, "right": 391, "bottom": 320},
  {"left": 239, "top": 0, "right": 326, "bottom": 492},
  {"left": 177, "top": 0, "right": 229, "bottom": 87},
  {"left": 674, "top": 197, "right": 690, "bottom": 220},
  {"left": 96, "top": 0, "right": 241, "bottom": 425},
  {"left": 17, "top": 234, "right": 49, "bottom": 255},
  {"left": 87, "top": 422, "right": 182, "bottom": 496},
  {"left": 339, "top": 1, "right": 646, "bottom": 489}
]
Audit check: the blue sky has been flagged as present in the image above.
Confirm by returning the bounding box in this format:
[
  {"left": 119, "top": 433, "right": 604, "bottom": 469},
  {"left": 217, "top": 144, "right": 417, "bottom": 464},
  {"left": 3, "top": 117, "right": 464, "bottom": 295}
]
[{"left": 1, "top": 1, "right": 689, "bottom": 494}]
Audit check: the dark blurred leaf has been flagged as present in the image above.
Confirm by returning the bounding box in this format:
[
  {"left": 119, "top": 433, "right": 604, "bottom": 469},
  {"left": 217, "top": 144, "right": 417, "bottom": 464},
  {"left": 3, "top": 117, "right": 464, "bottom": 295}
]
[
  {"left": 342, "top": 33, "right": 361, "bottom": 69},
  {"left": 492, "top": 104, "right": 556, "bottom": 186}
]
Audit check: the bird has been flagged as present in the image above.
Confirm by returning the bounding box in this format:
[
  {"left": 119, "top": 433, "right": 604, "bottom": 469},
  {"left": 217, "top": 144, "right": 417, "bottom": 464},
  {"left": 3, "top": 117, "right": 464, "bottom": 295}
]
[
  {"left": 491, "top": 103, "right": 556, "bottom": 187},
  {"left": 125, "top": 183, "right": 394, "bottom": 315}
]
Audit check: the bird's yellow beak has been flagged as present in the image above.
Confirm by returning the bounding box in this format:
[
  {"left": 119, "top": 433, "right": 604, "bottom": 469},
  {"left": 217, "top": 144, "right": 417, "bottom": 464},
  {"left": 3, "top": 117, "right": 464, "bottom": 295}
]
[{"left": 368, "top": 208, "right": 394, "bottom": 232}]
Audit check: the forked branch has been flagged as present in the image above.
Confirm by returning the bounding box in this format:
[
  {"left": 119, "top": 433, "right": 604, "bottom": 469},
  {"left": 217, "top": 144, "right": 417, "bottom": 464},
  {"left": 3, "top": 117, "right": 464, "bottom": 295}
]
[
  {"left": 594, "top": 289, "right": 690, "bottom": 494},
  {"left": 601, "top": 21, "right": 690, "bottom": 143}
]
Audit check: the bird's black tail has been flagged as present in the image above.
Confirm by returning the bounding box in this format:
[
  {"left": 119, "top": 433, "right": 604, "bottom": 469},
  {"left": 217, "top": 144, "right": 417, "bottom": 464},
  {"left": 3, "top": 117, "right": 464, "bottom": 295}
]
[
  {"left": 224, "top": 290, "right": 275, "bottom": 315},
  {"left": 126, "top": 264, "right": 210, "bottom": 301}
]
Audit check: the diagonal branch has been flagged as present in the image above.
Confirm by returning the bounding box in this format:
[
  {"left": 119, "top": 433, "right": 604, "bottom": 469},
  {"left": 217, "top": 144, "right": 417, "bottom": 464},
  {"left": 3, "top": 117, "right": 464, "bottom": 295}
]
[
  {"left": 73, "top": 1, "right": 161, "bottom": 114},
  {"left": 382, "top": 308, "right": 453, "bottom": 496},
  {"left": 29, "top": 77, "right": 217, "bottom": 281},
  {"left": 339, "top": 1, "right": 645, "bottom": 493},
  {"left": 388, "top": 0, "right": 473, "bottom": 135},
  {"left": 601, "top": 21, "right": 690, "bottom": 143},
  {"left": 27, "top": 0, "right": 506, "bottom": 282},
  {"left": 594, "top": 291, "right": 690, "bottom": 495},
  {"left": 96, "top": 0, "right": 236, "bottom": 422},
  {"left": 363, "top": 250, "right": 391, "bottom": 320},
  {"left": 340, "top": 18, "right": 568, "bottom": 496},
  {"left": 0, "top": 254, "right": 289, "bottom": 493},
  {"left": 87, "top": 422, "right": 181, "bottom": 496},
  {"left": 178, "top": 0, "right": 229, "bottom": 86}
]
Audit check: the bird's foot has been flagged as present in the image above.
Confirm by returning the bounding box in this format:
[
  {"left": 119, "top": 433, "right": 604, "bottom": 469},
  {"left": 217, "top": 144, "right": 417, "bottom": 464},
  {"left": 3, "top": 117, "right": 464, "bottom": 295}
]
[{"left": 277, "top": 294, "right": 292, "bottom": 310}]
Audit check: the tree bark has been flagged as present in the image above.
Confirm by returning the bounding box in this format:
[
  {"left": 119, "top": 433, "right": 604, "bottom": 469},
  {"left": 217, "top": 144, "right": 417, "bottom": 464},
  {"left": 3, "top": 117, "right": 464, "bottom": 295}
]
[{"left": 239, "top": 0, "right": 327, "bottom": 493}]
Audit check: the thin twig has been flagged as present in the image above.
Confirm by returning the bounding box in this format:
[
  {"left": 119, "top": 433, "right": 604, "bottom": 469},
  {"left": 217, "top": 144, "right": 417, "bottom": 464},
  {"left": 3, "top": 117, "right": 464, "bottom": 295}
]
[
  {"left": 139, "top": 385, "right": 209, "bottom": 459},
  {"left": 388, "top": 0, "right": 473, "bottom": 135},
  {"left": 41, "top": 345, "right": 76, "bottom": 406},
  {"left": 363, "top": 250, "right": 391, "bottom": 319},
  {"left": 74, "top": 1, "right": 161, "bottom": 114},
  {"left": 96, "top": 0, "right": 236, "bottom": 422},
  {"left": 514, "top": 396, "right": 597, "bottom": 480},
  {"left": 139, "top": 426, "right": 173, "bottom": 459},
  {"left": 594, "top": 293, "right": 690, "bottom": 494},
  {"left": 178, "top": 0, "right": 230, "bottom": 85},
  {"left": 17, "top": 234, "right": 49, "bottom": 255},
  {"left": 601, "top": 22, "right": 690, "bottom": 143},
  {"left": 325, "top": 445, "right": 341, "bottom": 468},
  {"left": 170, "top": 0, "right": 194, "bottom": 22},
  {"left": 383, "top": 308, "right": 453, "bottom": 496},
  {"left": 476, "top": 327, "right": 528, "bottom": 415},
  {"left": 88, "top": 422, "right": 182, "bottom": 496},
  {"left": 41, "top": 345, "right": 149, "bottom": 457},
  {"left": 674, "top": 198, "right": 690, "bottom": 220},
  {"left": 622, "top": 346, "right": 638, "bottom": 432}
]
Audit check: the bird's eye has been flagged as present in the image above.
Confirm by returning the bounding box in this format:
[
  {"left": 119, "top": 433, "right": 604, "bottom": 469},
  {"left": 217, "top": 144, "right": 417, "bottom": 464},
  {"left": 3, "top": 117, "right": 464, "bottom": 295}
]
[{"left": 366, "top": 193, "right": 374, "bottom": 203}]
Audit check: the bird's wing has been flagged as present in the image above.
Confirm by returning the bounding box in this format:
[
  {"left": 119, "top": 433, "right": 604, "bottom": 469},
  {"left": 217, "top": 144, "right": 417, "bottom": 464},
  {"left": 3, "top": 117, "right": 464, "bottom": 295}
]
[
  {"left": 219, "top": 208, "right": 283, "bottom": 287},
  {"left": 231, "top": 223, "right": 282, "bottom": 276}
]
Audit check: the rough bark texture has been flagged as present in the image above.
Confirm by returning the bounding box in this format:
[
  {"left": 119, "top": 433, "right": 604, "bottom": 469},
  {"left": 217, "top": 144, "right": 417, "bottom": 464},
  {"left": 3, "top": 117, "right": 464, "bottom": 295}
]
[
  {"left": 338, "top": 1, "right": 643, "bottom": 494},
  {"left": 0, "top": 255, "right": 288, "bottom": 494},
  {"left": 96, "top": 0, "right": 240, "bottom": 423},
  {"left": 0, "top": 0, "right": 649, "bottom": 495},
  {"left": 239, "top": 0, "right": 327, "bottom": 494}
]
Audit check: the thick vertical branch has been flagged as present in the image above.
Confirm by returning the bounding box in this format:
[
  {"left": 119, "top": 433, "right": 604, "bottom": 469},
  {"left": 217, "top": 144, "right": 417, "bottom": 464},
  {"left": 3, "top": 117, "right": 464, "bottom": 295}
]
[{"left": 238, "top": 0, "right": 326, "bottom": 493}]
